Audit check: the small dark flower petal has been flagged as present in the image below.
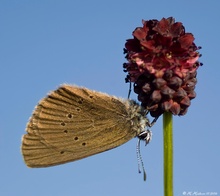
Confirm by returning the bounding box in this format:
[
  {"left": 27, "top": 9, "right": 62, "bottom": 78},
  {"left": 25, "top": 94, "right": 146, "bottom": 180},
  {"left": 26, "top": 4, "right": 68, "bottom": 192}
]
[
  {"left": 178, "top": 33, "right": 195, "bottom": 49},
  {"left": 125, "top": 39, "right": 141, "bottom": 52},
  {"left": 180, "top": 96, "right": 191, "bottom": 106},
  {"left": 189, "top": 71, "right": 197, "bottom": 79},
  {"left": 184, "top": 71, "right": 197, "bottom": 82},
  {"left": 188, "top": 90, "right": 196, "bottom": 99},
  {"left": 134, "top": 85, "right": 141, "bottom": 94},
  {"left": 142, "top": 83, "right": 152, "bottom": 93},
  {"left": 183, "top": 79, "right": 197, "bottom": 91},
  {"left": 138, "top": 92, "right": 149, "bottom": 103},
  {"left": 166, "top": 17, "right": 175, "bottom": 25},
  {"left": 153, "top": 78, "right": 167, "bottom": 88},
  {"left": 162, "top": 100, "right": 173, "bottom": 111},
  {"left": 179, "top": 107, "right": 188, "bottom": 115},
  {"left": 168, "top": 76, "right": 183, "bottom": 89},
  {"left": 140, "top": 40, "right": 155, "bottom": 50},
  {"left": 170, "top": 22, "right": 185, "bottom": 37},
  {"left": 161, "top": 86, "right": 175, "bottom": 98},
  {"left": 153, "top": 18, "right": 170, "bottom": 36},
  {"left": 163, "top": 70, "right": 173, "bottom": 79},
  {"left": 133, "top": 27, "right": 148, "bottom": 41},
  {"left": 170, "top": 102, "right": 181, "bottom": 115},
  {"left": 174, "top": 88, "right": 187, "bottom": 99},
  {"left": 151, "top": 90, "right": 162, "bottom": 103}
]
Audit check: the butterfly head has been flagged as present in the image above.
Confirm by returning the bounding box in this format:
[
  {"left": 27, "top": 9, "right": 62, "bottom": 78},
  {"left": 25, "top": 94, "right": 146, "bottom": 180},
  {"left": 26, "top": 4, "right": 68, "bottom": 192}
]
[{"left": 127, "top": 100, "right": 152, "bottom": 144}]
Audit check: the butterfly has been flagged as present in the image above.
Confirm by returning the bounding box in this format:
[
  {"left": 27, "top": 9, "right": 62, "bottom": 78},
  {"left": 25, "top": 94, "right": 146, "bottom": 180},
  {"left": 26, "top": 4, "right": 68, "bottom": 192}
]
[{"left": 21, "top": 84, "right": 152, "bottom": 179}]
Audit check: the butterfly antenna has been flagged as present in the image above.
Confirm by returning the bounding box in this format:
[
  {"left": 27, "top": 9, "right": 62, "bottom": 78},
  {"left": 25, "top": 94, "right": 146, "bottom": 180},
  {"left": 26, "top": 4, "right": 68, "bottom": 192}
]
[
  {"left": 136, "top": 138, "right": 147, "bottom": 181},
  {"left": 127, "top": 81, "right": 131, "bottom": 99}
]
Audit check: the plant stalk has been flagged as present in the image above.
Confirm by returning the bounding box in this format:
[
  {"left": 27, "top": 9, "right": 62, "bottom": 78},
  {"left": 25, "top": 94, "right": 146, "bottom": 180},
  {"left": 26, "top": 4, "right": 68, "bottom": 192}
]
[{"left": 163, "top": 112, "right": 173, "bottom": 196}]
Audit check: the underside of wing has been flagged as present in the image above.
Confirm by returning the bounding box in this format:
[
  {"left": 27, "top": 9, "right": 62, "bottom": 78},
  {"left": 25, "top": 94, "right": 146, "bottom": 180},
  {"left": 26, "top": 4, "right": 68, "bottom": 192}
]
[{"left": 22, "top": 85, "right": 136, "bottom": 167}]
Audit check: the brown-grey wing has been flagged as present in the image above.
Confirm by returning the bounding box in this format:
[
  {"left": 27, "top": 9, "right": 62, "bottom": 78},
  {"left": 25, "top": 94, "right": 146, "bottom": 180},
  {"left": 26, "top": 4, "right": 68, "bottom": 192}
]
[{"left": 21, "top": 84, "right": 136, "bottom": 168}]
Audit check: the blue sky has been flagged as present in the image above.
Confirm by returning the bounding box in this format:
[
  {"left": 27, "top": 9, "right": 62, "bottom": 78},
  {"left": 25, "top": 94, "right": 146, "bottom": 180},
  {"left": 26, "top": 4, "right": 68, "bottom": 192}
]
[{"left": 1, "top": 0, "right": 219, "bottom": 195}]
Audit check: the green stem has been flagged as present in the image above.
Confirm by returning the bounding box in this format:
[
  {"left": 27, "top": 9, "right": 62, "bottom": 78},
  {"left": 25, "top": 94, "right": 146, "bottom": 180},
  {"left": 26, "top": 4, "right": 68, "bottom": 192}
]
[{"left": 163, "top": 112, "right": 173, "bottom": 196}]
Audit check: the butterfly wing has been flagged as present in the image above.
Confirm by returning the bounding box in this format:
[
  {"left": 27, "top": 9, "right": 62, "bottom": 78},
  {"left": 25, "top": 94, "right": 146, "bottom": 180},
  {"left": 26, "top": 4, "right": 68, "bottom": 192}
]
[{"left": 21, "top": 85, "right": 137, "bottom": 167}]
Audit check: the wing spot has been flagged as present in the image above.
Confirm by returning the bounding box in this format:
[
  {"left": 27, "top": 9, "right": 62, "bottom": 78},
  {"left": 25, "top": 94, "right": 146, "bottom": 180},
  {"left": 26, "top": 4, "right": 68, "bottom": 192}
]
[
  {"left": 76, "top": 108, "right": 81, "bottom": 112},
  {"left": 89, "top": 95, "right": 94, "bottom": 99},
  {"left": 78, "top": 98, "right": 84, "bottom": 104},
  {"left": 82, "top": 142, "right": 86, "bottom": 146},
  {"left": 64, "top": 130, "right": 68, "bottom": 134},
  {"left": 60, "top": 122, "right": 66, "bottom": 126},
  {"left": 74, "top": 136, "right": 78, "bottom": 140},
  {"left": 60, "top": 151, "right": 65, "bottom": 154},
  {"left": 67, "top": 113, "right": 73, "bottom": 118}
]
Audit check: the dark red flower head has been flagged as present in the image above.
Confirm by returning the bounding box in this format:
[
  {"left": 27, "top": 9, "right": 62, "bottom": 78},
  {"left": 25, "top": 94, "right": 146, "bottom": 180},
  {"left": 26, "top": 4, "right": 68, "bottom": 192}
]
[{"left": 123, "top": 17, "right": 202, "bottom": 117}]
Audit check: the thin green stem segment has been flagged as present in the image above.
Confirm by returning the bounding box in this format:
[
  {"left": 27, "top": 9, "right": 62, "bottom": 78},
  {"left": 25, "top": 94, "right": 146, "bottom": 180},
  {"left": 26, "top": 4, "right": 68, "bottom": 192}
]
[{"left": 163, "top": 112, "right": 173, "bottom": 196}]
